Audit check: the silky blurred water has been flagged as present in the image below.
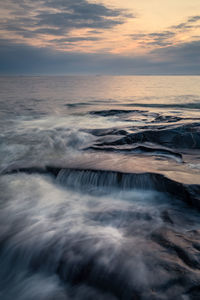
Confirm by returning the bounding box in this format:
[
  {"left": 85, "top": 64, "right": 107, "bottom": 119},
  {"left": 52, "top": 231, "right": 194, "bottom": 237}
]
[{"left": 0, "top": 76, "right": 200, "bottom": 299}]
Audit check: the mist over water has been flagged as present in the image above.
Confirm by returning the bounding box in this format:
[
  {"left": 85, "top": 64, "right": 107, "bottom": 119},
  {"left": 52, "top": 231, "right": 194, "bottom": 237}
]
[{"left": 0, "top": 76, "right": 200, "bottom": 299}]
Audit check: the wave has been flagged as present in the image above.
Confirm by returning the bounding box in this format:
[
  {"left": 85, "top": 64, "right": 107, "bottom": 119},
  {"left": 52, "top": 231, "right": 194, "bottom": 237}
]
[
  {"left": 0, "top": 169, "right": 200, "bottom": 299},
  {"left": 90, "top": 109, "right": 147, "bottom": 117},
  {"left": 86, "top": 145, "right": 183, "bottom": 162},
  {"left": 5, "top": 167, "right": 200, "bottom": 210},
  {"left": 122, "top": 102, "right": 200, "bottom": 110},
  {"left": 89, "top": 109, "right": 185, "bottom": 124}
]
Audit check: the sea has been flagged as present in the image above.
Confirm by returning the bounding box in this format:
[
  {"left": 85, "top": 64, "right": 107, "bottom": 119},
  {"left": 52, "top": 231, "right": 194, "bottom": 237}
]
[{"left": 0, "top": 75, "right": 200, "bottom": 299}]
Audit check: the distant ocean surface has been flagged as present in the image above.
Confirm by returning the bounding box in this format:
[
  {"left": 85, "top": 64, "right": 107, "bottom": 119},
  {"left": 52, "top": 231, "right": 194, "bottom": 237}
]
[{"left": 0, "top": 76, "right": 200, "bottom": 299}]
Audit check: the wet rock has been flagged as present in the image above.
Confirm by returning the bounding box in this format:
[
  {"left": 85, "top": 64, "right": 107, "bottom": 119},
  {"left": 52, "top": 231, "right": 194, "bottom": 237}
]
[{"left": 98, "top": 123, "right": 200, "bottom": 149}]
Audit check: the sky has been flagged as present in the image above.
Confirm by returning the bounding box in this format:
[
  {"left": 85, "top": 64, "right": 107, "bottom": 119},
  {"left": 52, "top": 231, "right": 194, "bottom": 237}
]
[{"left": 0, "top": 0, "right": 200, "bottom": 75}]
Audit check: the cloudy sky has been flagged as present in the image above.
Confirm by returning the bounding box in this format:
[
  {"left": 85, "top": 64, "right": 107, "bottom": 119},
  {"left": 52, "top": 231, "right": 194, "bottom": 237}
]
[{"left": 0, "top": 0, "right": 200, "bottom": 74}]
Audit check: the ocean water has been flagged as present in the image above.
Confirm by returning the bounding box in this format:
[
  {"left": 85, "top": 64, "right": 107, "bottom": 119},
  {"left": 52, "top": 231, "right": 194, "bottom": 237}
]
[{"left": 0, "top": 75, "right": 200, "bottom": 299}]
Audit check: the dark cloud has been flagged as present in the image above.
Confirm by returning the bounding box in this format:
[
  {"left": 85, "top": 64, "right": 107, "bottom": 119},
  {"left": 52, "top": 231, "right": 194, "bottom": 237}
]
[
  {"left": 131, "top": 31, "right": 176, "bottom": 47},
  {"left": 171, "top": 15, "right": 200, "bottom": 30},
  {"left": 51, "top": 36, "right": 102, "bottom": 43},
  {"left": 0, "top": 39, "right": 199, "bottom": 75},
  {"left": 131, "top": 15, "right": 200, "bottom": 47},
  {"left": 151, "top": 40, "right": 200, "bottom": 64},
  {"left": 88, "top": 30, "right": 102, "bottom": 34},
  {"left": 147, "top": 31, "right": 175, "bottom": 46},
  {"left": 0, "top": 2, "right": 199, "bottom": 75},
  {"left": 32, "top": 28, "right": 67, "bottom": 37},
  {"left": 172, "top": 22, "right": 192, "bottom": 30},
  {"left": 35, "top": 11, "right": 124, "bottom": 30},
  {"left": 188, "top": 16, "right": 200, "bottom": 23},
  {"left": 130, "top": 34, "right": 146, "bottom": 40},
  {"left": 0, "top": 0, "right": 133, "bottom": 41},
  {"left": 45, "top": 0, "right": 125, "bottom": 17}
]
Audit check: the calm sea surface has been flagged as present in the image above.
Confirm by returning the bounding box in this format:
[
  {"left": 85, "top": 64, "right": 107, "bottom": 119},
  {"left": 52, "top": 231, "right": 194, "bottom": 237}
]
[{"left": 0, "top": 76, "right": 200, "bottom": 299}]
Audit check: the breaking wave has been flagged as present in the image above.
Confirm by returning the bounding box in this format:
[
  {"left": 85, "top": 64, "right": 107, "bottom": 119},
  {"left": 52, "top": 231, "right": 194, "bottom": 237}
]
[
  {"left": 0, "top": 167, "right": 200, "bottom": 300},
  {"left": 1, "top": 75, "right": 200, "bottom": 299}
]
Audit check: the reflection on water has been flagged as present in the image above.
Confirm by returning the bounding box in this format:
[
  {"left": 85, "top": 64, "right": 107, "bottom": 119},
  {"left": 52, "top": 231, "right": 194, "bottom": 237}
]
[{"left": 0, "top": 75, "right": 200, "bottom": 117}]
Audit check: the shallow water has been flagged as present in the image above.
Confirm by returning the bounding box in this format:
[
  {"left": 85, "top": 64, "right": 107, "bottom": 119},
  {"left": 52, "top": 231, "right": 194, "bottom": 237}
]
[{"left": 0, "top": 76, "right": 200, "bottom": 299}]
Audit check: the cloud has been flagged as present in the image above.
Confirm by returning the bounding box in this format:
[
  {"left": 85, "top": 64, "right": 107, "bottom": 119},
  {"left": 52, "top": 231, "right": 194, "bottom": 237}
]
[
  {"left": 171, "top": 22, "right": 192, "bottom": 30},
  {"left": 188, "top": 16, "right": 200, "bottom": 23},
  {"left": 35, "top": 11, "right": 124, "bottom": 30},
  {"left": 0, "top": 2, "right": 199, "bottom": 75},
  {"left": 151, "top": 40, "right": 200, "bottom": 64},
  {"left": 131, "top": 31, "right": 176, "bottom": 47},
  {"left": 131, "top": 31, "right": 175, "bottom": 47},
  {"left": 131, "top": 15, "right": 200, "bottom": 47},
  {"left": 51, "top": 36, "right": 102, "bottom": 43},
  {"left": 171, "top": 15, "right": 200, "bottom": 30},
  {"left": 0, "top": 0, "right": 133, "bottom": 43},
  {"left": 0, "top": 38, "right": 199, "bottom": 75}
]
